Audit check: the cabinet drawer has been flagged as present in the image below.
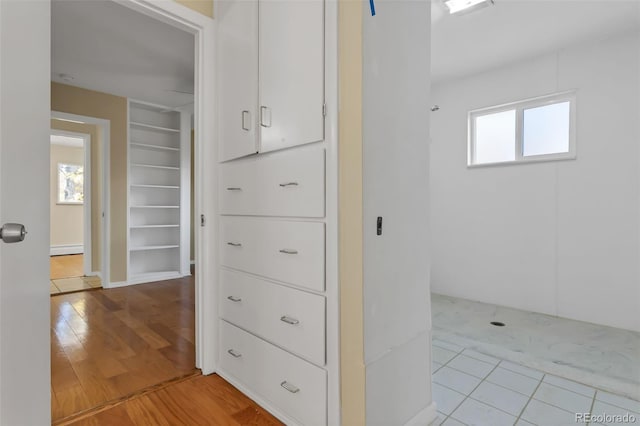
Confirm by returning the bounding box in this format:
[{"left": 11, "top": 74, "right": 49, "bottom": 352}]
[
  {"left": 220, "top": 146, "right": 325, "bottom": 217},
  {"left": 219, "top": 320, "right": 327, "bottom": 426},
  {"left": 220, "top": 269, "right": 325, "bottom": 366},
  {"left": 220, "top": 217, "right": 325, "bottom": 292}
]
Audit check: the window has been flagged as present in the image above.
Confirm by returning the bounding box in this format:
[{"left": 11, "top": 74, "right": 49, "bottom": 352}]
[
  {"left": 57, "top": 163, "right": 84, "bottom": 204},
  {"left": 468, "top": 92, "right": 576, "bottom": 166}
]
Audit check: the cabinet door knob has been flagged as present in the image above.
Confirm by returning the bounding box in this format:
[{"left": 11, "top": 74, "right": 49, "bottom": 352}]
[
  {"left": 279, "top": 182, "right": 299, "bottom": 187},
  {"left": 227, "top": 242, "right": 242, "bottom": 247},
  {"left": 280, "top": 315, "right": 300, "bottom": 325},
  {"left": 227, "top": 296, "right": 242, "bottom": 302},
  {"left": 279, "top": 249, "right": 298, "bottom": 255},
  {"left": 260, "top": 106, "right": 272, "bottom": 128},
  {"left": 241, "top": 110, "right": 251, "bottom": 131},
  {"left": 226, "top": 187, "right": 242, "bottom": 191},
  {"left": 280, "top": 381, "right": 300, "bottom": 393},
  {"left": 227, "top": 349, "right": 242, "bottom": 358}
]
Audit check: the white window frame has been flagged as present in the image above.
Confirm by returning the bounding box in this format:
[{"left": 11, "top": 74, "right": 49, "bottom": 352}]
[{"left": 468, "top": 90, "right": 577, "bottom": 167}]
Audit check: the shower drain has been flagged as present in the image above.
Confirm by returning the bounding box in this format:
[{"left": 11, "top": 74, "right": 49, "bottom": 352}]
[{"left": 490, "top": 321, "right": 506, "bottom": 327}]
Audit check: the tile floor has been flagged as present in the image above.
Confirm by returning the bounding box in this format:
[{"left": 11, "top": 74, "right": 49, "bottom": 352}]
[
  {"left": 50, "top": 275, "right": 101, "bottom": 295},
  {"left": 432, "top": 294, "right": 640, "bottom": 401},
  {"left": 430, "top": 338, "right": 640, "bottom": 426}
]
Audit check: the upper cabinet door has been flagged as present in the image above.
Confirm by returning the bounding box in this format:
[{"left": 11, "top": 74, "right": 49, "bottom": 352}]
[
  {"left": 218, "top": 0, "right": 259, "bottom": 162},
  {"left": 258, "top": 0, "right": 324, "bottom": 153}
]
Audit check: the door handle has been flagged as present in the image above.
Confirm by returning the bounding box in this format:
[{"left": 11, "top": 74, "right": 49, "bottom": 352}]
[
  {"left": 241, "top": 110, "right": 251, "bottom": 131},
  {"left": 0, "top": 223, "right": 26, "bottom": 243},
  {"left": 260, "top": 106, "right": 271, "bottom": 128}
]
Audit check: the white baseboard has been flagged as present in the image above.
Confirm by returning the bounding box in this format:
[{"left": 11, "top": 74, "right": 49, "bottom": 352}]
[
  {"left": 404, "top": 402, "right": 438, "bottom": 426},
  {"left": 87, "top": 271, "right": 102, "bottom": 279},
  {"left": 50, "top": 244, "right": 84, "bottom": 256}
]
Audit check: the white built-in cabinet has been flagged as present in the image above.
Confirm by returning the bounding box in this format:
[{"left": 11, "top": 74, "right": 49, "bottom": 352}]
[
  {"left": 127, "top": 100, "right": 191, "bottom": 285},
  {"left": 216, "top": 0, "right": 334, "bottom": 424},
  {"left": 218, "top": 0, "right": 324, "bottom": 162}
]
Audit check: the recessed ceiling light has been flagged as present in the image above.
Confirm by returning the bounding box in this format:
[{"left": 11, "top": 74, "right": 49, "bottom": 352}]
[{"left": 445, "top": 0, "right": 494, "bottom": 15}]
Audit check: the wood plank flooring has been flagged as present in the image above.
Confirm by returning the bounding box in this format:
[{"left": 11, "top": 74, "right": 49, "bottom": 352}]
[
  {"left": 61, "top": 374, "right": 283, "bottom": 426},
  {"left": 51, "top": 254, "right": 84, "bottom": 279},
  {"left": 51, "top": 275, "right": 196, "bottom": 422}
]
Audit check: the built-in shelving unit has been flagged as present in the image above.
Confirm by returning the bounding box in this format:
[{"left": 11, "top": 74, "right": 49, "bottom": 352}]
[{"left": 128, "top": 100, "right": 191, "bottom": 285}]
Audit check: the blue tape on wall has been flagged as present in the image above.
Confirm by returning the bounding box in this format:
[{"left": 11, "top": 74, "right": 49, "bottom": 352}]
[{"left": 369, "top": 0, "right": 376, "bottom": 16}]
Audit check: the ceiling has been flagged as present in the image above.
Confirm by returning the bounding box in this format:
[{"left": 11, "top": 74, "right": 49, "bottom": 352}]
[
  {"left": 52, "top": 0, "right": 194, "bottom": 107},
  {"left": 432, "top": 0, "right": 640, "bottom": 84}
]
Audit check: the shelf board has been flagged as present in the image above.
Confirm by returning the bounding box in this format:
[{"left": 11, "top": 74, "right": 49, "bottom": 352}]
[
  {"left": 130, "top": 245, "right": 179, "bottom": 252},
  {"left": 131, "top": 184, "right": 180, "bottom": 189},
  {"left": 130, "top": 121, "right": 180, "bottom": 133},
  {"left": 131, "top": 163, "right": 179, "bottom": 171},
  {"left": 130, "top": 142, "right": 180, "bottom": 152},
  {"left": 130, "top": 205, "right": 180, "bottom": 209},
  {"left": 131, "top": 224, "right": 180, "bottom": 229},
  {"left": 128, "top": 271, "right": 182, "bottom": 285}
]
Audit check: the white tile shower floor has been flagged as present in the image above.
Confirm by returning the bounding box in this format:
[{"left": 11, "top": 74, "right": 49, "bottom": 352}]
[{"left": 430, "top": 294, "right": 640, "bottom": 426}]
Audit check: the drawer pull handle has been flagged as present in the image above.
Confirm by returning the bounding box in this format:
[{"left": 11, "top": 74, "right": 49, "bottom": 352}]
[
  {"left": 279, "top": 182, "right": 299, "bottom": 187},
  {"left": 227, "top": 349, "right": 242, "bottom": 358},
  {"left": 227, "top": 242, "right": 242, "bottom": 247},
  {"left": 226, "top": 187, "right": 242, "bottom": 191},
  {"left": 241, "top": 110, "right": 251, "bottom": 131},
  {"left": 280, "top": 316, "right": 300, "bottom": 325},
  {"left": 280, "top": 381, "right": 300, "bottom": 394},
  {"left": 279, "top": 249, "right": 298, "bottom": 255},
  {"left": 260, "top": 106, "right": 272, "bottom": 128},
  {"left": 227, "top": 296, "right": 242, "bottom": 302}
]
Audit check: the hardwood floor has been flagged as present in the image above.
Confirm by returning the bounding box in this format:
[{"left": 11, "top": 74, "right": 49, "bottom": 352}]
[
  {"left": 61, "top": 374, "right": 283, "bottom": 426},
  {"left": 51, "top": 275, "right": 196, "bottom": 422},
  {"left": 51, "top": 254, "right": 84, "bottom": 279}
]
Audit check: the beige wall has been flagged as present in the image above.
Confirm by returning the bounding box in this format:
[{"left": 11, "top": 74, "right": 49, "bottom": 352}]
[
  {"left": 338, "top": 0, "right": 365, "bottom": 424},
  {"left": 51, "top": 120, "right": 102, "bottom": 273},
  {"left": 50, "top": 144, "right": 84, "bottom": 247},
  {"left": 51, "top": 82, "right": 128, "bottom": 282},
  {"left": 175, "top": 0, "right": 213, "bottom": 18}
]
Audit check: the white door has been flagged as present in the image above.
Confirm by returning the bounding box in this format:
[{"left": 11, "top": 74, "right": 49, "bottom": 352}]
[
  {"left": 258, "top": 0, "right": 325, "bottom": 153},
  {"left": 217, "top": 0, "right": 259, "bottom": 162},
  {"left": 0, "top": 1, "right": 51, "bottom": 424}
]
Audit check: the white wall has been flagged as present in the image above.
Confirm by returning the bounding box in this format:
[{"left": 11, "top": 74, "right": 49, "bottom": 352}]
[
  {"left": 363, "top": 0, "right": 434, "bottom": 424},
  {"left": 430, "top": 31, "right": 640, "bottom": 332},
  {"left": 50, "top": 144, "right": 84, "bottom": 249},
  {"left": 0, "top": 0, "right": 51, "bottom": 424}
]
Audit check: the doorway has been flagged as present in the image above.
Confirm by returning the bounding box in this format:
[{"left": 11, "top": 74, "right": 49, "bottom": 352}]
[
  {"left": 49, "top": 128, "right": 103, "bottom": 294},
  {"left": 0, "top": 0, "right": 215, "bottom": 423},
  {"left": 48, "top": 0, "right": 208, "bottom": 422}
]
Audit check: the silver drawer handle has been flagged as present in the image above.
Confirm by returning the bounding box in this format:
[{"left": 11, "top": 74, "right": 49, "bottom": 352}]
[
  {"left": 227, "top": 296, "right": 242, "bottom": 302},
  {"left": 279, "top": 182, "right": 299, "bottom": 187},
  {"left": 241, "top": 110, "right": 251, "bottom": 131},
  {"left": 226, "top": 187, "right": 242, "bottom": 191},
  {"left": 280, "top": 316, "right": 300, "bottom": 325},
  {"left": 227, "top": 242, "right": 242, "bottom": 247},
  {"left": 280, "top": 381, "right": 300, "bottom": 394},
  {"left": 279, "top": 249, "right": 298, "bottom": 255},
  {"left": 227, "top": 349, "right": 242, "bottom": 358}
]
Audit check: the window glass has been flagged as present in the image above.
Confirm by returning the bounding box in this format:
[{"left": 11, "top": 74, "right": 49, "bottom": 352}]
[
  {"left": 474, "top": 109, "right": 516, "bottom": 164},
  {"left": 523, "top": 101, "right": 570, "bottom": 157}
]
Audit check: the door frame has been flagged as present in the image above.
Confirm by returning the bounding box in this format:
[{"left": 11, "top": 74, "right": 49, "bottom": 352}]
[
  {"left": 114, "top": 0, "right": 218, "bottom": 374},
  {"left": 52, "top": 112, "right": 111, "bottom": 285},
  {"left": 49, "top": 128, "right": 93, "bottom": 277}
]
